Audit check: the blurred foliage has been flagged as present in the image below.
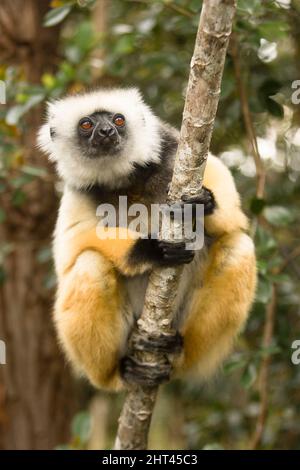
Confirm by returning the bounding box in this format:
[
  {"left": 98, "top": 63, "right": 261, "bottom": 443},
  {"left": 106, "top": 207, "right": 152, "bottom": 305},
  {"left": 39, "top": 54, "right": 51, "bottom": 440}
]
[
  {"left": 1, "top": 0, "right": 300, "bottom": 450},
  {"left": 56, "top": 411, "right": 92, "bottom": 449}
]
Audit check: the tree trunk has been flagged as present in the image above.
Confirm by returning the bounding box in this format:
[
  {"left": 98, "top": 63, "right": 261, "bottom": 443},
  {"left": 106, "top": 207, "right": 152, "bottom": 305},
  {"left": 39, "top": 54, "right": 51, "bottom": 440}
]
[
  {"left": 115, "top": 0, "right": 237, "bottom": 450},
  {"left": 0, "top": 0, "right": 80, "bottom": 449}
]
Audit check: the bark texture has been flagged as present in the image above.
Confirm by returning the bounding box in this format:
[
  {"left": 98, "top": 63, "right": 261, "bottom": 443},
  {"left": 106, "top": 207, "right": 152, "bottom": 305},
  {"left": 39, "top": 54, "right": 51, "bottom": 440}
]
[
  {"left": 0, "top": 0, "right": 79, "bottom": 449},
  {"left": 115, "top": 0, "right": 237, "bottom": 450}
]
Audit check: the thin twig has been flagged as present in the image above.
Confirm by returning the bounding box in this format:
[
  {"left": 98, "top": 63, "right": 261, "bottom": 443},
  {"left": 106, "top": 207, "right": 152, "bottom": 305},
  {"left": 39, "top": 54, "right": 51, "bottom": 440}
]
[
  {"left": 129, "top": 0, "right": 194, "bottom": 18},
  {"left": 279, "top": 245, "right": 300, "bottom": 273},
  {"left": 164, "top": 3, "right": 194, "bottom": 19},
  {"left": 249, "top": 285, "right": 277, "bottom": 450},
  {"left": 231, "top": 33, "right": 266, "bottom": 200},
  {"left": 248, "top": 243, "right": 300, "bottom": 449}
]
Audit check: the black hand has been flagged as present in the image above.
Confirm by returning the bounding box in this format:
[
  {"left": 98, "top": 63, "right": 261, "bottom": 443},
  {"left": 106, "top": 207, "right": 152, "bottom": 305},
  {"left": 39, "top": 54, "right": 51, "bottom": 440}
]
[
  {"left": 181, "top": 186, "right": 216, "bottom": 216},
  {"left": 128, "top": 237, "right": 195, "bottom": 268}
]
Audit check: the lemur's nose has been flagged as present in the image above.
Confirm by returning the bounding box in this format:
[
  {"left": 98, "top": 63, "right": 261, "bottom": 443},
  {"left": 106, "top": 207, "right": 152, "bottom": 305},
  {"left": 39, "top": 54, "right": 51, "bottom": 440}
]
[{"left": 98, "top": 126, "right": 116, "bottom": 138}]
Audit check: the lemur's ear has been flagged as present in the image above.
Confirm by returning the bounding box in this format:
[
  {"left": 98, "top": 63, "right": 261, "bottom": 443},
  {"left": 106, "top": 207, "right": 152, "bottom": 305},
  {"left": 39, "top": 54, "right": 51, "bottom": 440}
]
[{"left": 37, "top": 102, "right": 57, "bottom": 157}]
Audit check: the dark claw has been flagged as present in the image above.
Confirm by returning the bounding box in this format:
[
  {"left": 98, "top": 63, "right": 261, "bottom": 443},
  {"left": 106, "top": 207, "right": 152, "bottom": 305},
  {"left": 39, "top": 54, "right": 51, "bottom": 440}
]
[
  {"left": 120, "top": 355, "right": 172, "bottom": 388},
  {"left": 181, "top": 186, "right": 216, "bottom": 216}
]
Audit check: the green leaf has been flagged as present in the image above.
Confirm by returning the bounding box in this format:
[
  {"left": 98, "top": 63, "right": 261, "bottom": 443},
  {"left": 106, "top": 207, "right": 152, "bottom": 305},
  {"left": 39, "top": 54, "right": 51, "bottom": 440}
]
[
  {"left": 257, "top": 345, "right": 281, "bottom": 358},
  {"left": 264, "top": 206, "right": 295, "bottom": 227},
  {"left": 11, "top": 174, "right": 33, "bottom": 188},
  {"left": 267, "top": 273, "right": 290, "bottom": 283},
  {"left": 258, "top": 21, "right": 288, "bottom": 41},
  {"left": 71, "top": 411, "right": 91, "bottom": 444},
  {"left": 241, "top": 364, "right": 257, "bottom": 389},
  {"left": 223, "top": 358, "right": 248, "bottom": 374},
  {"left": 22, "top": 166, "right": 48, "bottom": 178},
  {"left": 114, "top": 35, "right": 135, "bottom": 55},
  {"left": 36, "top": 247, "right": 52, "bottom": 264},
  {"left": 256, "top": 260, "right": 268, "bottom": 275},
  {"left": 255, "top": 226, "right": 278, "bottom": 256},
  {"left": 11, "top": 189, "right": 26, "bottom": 206},
  {"left": 43, "top": 5, "right": 72, "bottom": 27},
  {"left": 256, "top": 277, "right": 273, "bottom": 304},
  {"left": 6, "top": 106, "right": 28, "bottom": 126},
  {"left": 188, "top": 0, "right": 202, "bottom": 13},
  {"left": 44, "top": 273, "right": 56, "bottom": 290},
  {"left": 6, "top": 94, "right": 44, "bottom": 125},
  {"left": 77, "top": 0, "right": 95, "bottom": 7},
  {"left": 237, "top": 0, "right": 262, "bottom": 15}
]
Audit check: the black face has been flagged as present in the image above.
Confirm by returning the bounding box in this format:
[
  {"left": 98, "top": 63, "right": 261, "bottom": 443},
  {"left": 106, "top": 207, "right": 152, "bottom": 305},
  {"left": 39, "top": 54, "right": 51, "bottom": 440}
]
[{"left": 77, "top": 111, "right": 126, "bottom": 158}]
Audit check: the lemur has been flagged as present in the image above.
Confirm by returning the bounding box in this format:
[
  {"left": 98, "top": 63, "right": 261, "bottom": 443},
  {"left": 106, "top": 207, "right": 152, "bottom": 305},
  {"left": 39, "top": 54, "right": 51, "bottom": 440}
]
[{"left": 38, "top": 88, "right": 256, "bottom": 390}]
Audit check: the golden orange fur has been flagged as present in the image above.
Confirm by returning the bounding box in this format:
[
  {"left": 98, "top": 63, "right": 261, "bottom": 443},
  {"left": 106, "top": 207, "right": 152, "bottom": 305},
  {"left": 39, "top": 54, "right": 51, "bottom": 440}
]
[{"left": 52, "top": 155, "right": 256, "bottom": 390}]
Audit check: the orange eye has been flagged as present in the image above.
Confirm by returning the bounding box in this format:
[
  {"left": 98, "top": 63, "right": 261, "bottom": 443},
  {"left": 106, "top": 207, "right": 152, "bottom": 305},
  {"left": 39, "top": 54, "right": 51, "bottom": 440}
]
[
  {"left": 114, "top": 114, "right": 125, "bottom": 127},
  {"left": 79, "top": 119, "right": 93, "bottom": 130}
]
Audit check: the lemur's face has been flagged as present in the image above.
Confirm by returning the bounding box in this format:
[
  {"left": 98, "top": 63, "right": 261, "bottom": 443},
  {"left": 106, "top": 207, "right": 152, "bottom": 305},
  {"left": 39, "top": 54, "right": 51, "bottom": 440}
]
[
  {"left": 38, "top": 88, "right": 162, "bottom": 189},
  {"left": 77, "top": 111, "right": 127, "bottom": 158}
]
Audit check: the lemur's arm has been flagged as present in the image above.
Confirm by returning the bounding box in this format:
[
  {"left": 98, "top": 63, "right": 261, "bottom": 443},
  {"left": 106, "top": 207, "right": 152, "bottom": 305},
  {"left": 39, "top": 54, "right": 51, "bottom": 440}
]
[{"left": 58, "top": 155, "right": 248, "bottom": 278}]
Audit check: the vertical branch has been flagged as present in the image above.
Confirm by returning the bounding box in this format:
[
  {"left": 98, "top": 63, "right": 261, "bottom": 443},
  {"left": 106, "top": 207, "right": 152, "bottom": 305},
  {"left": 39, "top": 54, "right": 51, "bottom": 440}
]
[
  {"left": 115, "top": 0, "right": 237, "bottom": 450},
  {"left": 249, "top": 286, "right": 277, "bottom": 450},
  {"left": 91, "top": 0, "right": 108, "bottom": 81}
]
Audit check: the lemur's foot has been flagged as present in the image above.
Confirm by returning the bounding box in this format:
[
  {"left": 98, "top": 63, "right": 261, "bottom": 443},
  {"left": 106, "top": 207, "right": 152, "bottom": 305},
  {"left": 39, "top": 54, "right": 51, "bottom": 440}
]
[
  {"left": 133, "top": 331, "right": 183, "bottom": 354},
  {"left": 120, "top": 355, "right": 172, "bottom": 388},
  {"left": 181, "top": 186, "right": 216, "bottom": 216}
]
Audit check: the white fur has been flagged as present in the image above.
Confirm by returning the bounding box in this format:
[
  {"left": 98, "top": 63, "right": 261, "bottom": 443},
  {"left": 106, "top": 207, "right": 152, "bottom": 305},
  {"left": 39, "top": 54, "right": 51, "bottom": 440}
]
[{"left": 37, "top": 88, "right": 162, "bottom": 189}]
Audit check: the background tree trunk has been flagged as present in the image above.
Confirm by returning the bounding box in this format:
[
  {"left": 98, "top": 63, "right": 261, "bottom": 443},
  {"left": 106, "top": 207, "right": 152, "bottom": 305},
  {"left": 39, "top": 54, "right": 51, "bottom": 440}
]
[{"left": 0, "top": 0, "right": 80, "bottom": 449}]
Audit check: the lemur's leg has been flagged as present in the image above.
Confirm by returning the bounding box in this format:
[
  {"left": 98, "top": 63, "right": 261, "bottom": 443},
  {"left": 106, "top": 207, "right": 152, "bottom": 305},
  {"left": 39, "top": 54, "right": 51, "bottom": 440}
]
[
  {"left": 54, "top": 250, "right": 129, "bottom": 390},
  {"left": 177, "top": 231, "right": 256, "bottom": 379}
]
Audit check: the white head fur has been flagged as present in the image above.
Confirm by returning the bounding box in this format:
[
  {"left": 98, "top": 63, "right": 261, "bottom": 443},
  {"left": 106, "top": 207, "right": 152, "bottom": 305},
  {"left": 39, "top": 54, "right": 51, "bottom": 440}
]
[{"left": 38, "top": 88, "right": 162, "bottom": 189}]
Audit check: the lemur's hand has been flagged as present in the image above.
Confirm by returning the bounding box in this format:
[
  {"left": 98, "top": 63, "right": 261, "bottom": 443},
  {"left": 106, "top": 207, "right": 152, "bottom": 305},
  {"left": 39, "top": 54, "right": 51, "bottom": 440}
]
[
  {"left": 155, "top": 239, "right": 195, "bottom": 266},
  {"left": 128, "top": 190, "right": 216, "bottom": 269},
  {"left": 181, "top": 186, "right": 216, "bottom": 216},
  {"left": 128, "top": 237, "right": 195, "bottom": 267},
  {"left": 120, "top": 331, "right": 183, "bottom": 388}
]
